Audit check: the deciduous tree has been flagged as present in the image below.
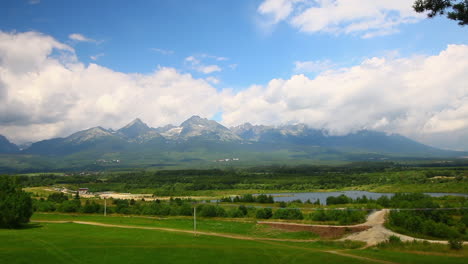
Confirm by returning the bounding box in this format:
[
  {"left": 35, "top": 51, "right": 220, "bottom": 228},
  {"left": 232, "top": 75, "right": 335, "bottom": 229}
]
[{"left": 0, "top": 176, "right": 33, "bottom": 228}]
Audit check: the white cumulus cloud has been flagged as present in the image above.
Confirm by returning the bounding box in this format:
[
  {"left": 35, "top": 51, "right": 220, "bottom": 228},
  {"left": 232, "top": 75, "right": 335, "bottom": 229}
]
[
  {"left": 258, "top": 0, "right": 423, "bottom": 38},
  {"left": 0, "top": 31, "right": 220, "bottom": 143}
]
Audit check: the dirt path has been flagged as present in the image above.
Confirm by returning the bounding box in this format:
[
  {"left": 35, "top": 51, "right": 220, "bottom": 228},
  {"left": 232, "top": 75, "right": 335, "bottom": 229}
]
[
  {"left": 341, "top": 209, "right": 468, "bottom": 246},
  {"left": 258, "top": 208, "right": 387, "bottom": 229}
]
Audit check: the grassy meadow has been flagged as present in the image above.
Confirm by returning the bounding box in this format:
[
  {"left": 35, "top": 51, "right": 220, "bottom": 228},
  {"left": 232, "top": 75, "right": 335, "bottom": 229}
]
[
  {"left": 31, "top": 213, "right": 321, "bottom": 240},
  {"left": 1, "top": 218, "right": 467, "bottom": 264},
  {"left": 0, "top": 222, "right": 364, "bottom": 264}
]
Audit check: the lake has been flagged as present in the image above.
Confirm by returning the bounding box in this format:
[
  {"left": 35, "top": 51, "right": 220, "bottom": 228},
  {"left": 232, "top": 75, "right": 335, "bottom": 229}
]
[{"left": 264, "top": 191, "right": 468, "bottom": 205}]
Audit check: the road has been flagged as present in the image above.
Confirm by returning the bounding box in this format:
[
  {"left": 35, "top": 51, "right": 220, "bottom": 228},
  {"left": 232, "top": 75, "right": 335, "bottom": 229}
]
[{"left": 341, "top": 209, "right": 468, "bottom": 246}]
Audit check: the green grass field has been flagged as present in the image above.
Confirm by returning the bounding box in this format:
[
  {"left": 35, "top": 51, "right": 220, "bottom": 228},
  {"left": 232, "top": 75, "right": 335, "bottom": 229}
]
[
  {"left": 0, "top": 222, "right": 365, "bottom": 264},
  {"left": 0, "top": 221, "right": 466, "bottom": 264},
  {"left": 31, "top": 213, "right": 320, "bottom": 240},
  {"left": 1, "top": 213, "right": 467, "bottom": 264},
  {"left": 350, "top": 248, "right": 467, "bottom": 264}
]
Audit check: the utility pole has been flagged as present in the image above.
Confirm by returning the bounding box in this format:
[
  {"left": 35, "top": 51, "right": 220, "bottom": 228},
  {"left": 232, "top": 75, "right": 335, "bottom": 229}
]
[
  {"left": 193, "top": 205, "right": 197, "bottom": 236},
  {"left": 104, "top": 198, "right": 107, "bottom": 216}
]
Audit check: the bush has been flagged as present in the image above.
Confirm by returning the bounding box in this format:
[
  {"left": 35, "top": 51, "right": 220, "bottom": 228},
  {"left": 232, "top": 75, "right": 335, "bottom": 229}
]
[
  {"left": 58, "top": 200, "right": 81, "bottom": 213},
  {"left": 388, "top": 210, "right": 464, "bottom": 240},
  {"left": 273, "top": 208, "right": 303, "bottom": 220},
  {"left": 309, "top": 209, "right": 366, "bottom": 225},
  {"left": 0, "top": 176, "right": 33, "bottom": 228},
  {"left": 33, "top": 199, "right": 56, "bottom": 212},
  {"left": 448, "top": 239, "right": 463, "bottom": 250},
  {"left": 197, "top": 204, "right": 226, "bottom": 217},
  {"left": 256, "top": 208, "right": 273, "bottom": 219},
  {"left": 47, "top": 192, "right": 68, "bottom": 203},
  {"left": 179, "top": 203, "right": 193, "bottom": 216},
  {"left": 387, "top": 235, "right": 402, "bottom": 244},
  {"left": 326, "top": 195, "right": 352, "bottom": 205},
  {"left": 228, "top": 208, "right": 245, "bottom": 218},
  {"left": 82, "top": 200, "right": 101, "bottom": 213}
]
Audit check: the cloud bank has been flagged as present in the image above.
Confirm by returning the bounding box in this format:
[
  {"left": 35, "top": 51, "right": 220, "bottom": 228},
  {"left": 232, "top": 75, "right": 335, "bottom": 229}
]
[
  {"left": 223, "top": 45, "right": 468, "bottom": 137},
  {"left": 0, "top": 31, "right": 467, "bottom": 150}
]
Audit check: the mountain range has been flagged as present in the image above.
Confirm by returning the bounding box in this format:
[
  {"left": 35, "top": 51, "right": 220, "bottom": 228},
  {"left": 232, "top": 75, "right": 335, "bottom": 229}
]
[{"left": 0, "top": 116, "right": 465, "bottom": 172}]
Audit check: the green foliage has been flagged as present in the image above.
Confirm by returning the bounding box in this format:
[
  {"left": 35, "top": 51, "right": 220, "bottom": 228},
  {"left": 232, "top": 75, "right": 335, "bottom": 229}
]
[
  {"left": 33, "top": 198, "right": 57, "bottom": 212},
  {"left": 256, "top": 208, "right": 273, "bottom": 219},
  {"left": 387, "top": 235, "right": 402, "bottom": 244},
  {"left": 273, "top": 208, "right": 303, "bottom": 220},
  {"left": 413, "top": 0, "right": 468, "bottom": 25},
  {"left": 47, "top": 192, "right": 68, "bottom": 203},
  {"left": 326, "top": 194, "right": 353, "bottom": 205},
  {"left": 387, "top": 208, "right": 468, "bottom": 240},
  {"left": 448, "top": 238, "right": 463, "bottom": 250},
  {"left": 221, "top": 194, "right": 274, "bottom": 203},
  {"left": 57, "top": 199, "right": 81, "bottom": 213},
  {"left": 197, "top": 204, "right": 226, "bottom": 218},
  {"left": 309, "top": 209, "right": 367, "bottom": 225},
  {"left": 0, "top": 176, "right": 33, "bottom": 228},
  {"left": 14, "top": 164, "right": 468, "bottom": 195},
  {"left": 82, "top": 200, "right": 102, "bottom": 213}
]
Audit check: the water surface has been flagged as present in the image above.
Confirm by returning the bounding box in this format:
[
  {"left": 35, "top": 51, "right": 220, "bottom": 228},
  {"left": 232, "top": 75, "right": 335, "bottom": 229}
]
[{"left": 265, "top": 191, "right": 467, "bottom": 205}]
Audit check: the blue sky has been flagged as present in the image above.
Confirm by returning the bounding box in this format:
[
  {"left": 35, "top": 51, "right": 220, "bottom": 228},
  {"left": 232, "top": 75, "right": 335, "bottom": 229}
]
[
  {"left": 0, "top": 0, "right": 467, "bottom": 150},
  {"left": 3, "top": 0, "right": 466, "bottom": 87}
]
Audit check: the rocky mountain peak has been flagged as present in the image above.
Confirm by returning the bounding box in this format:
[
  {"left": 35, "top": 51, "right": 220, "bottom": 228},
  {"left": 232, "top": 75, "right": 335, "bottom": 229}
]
[
  {"left": 121, "top": 118, "right": 148, "bottom": 129},
  {"left": 65, "top": 126, "right": 113, "bottom": 143},
  {"left": 118, "top": 118, "right": 153, "bottom": 139},
  {"left": 178, "top": 115, "right": 241, "bottom": 141},
  {"left": 180, "top": 115, "right": 210, "bottom": 127}
]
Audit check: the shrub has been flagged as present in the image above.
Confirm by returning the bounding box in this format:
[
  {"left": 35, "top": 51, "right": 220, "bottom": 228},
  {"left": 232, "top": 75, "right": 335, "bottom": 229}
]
[
  {"left": 273, "top": 208, "right": 303, "bottom": 220},
  {"left": 47, "top": 192, "right": 68, "bottom": 203},
  {"left": 229, "top": 208, "right": 245, "bottom": 218},
  {"left": 448, "top": 239, "right": 463, "bottom": 250},
  {"left": 197, "top": 204, "right": 226, "bottom": 217},
  {"left": 256, "top": 208, "right": 273, "bottom": 219},
  {"left": 387, "top": 235, "right": 402, "bottom": 244}
]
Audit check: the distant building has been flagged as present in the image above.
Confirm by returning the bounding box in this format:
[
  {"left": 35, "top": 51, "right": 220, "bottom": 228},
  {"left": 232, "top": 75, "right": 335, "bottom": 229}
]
[{"left": 78, "top": 188, "right": 89, "bottom": 194}]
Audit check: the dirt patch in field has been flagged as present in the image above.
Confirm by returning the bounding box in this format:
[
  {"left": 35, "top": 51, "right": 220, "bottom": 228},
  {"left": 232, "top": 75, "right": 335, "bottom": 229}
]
[{"left": 258, "top": 222, "right": 371, "bottom": 239}]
